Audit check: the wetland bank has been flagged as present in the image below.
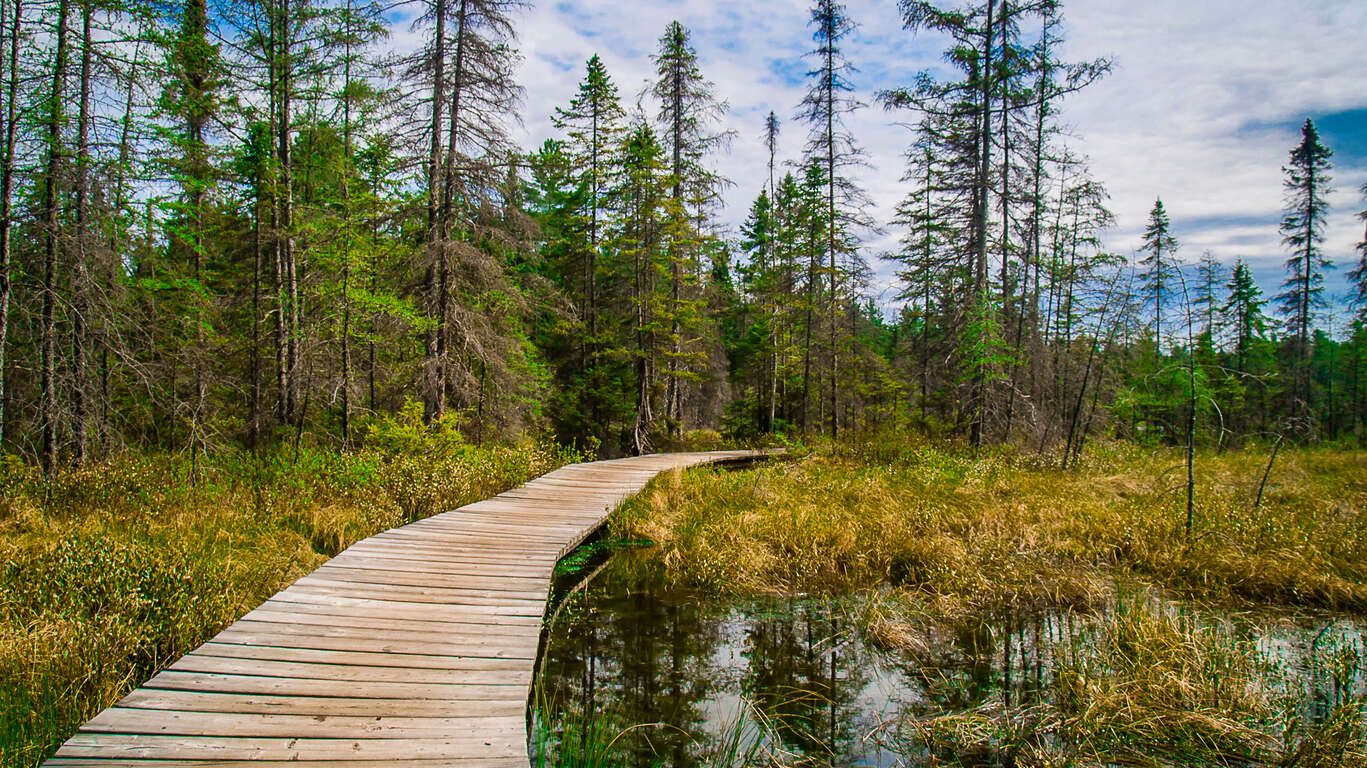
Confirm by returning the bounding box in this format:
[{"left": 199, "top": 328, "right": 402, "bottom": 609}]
[{"left": 534, "top": 440, "right": 1367, "bottom": 767}]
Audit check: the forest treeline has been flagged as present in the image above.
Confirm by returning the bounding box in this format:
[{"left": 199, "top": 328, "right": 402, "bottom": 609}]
[{"left": 1, "top": 0, "right": 1365, "bottom": 471}]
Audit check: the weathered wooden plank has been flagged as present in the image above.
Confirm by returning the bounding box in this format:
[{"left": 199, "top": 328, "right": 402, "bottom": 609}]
[
  {"left": 44, "top": 754, "right": 522, "bottom": 759},
  {"left": 309, "top": 566, "right": 548, "bottom": 593},
  {"left": 206, "top": 629, "right": 539, "bottom": 659},
  {"left": 114, "top": 690, "right": 526, "bottom": 718},
  {"left": 245, "top": 602, "right": 540, "bottom": 629},
  {"left": 268, "top": 587, "right": 545, "bottom": 617},
  {"left": 81, "top": 709, "right": 527, "bottom": 740},
  {"left": 170, "top": 656, "right": 533, "bottom": 687},
  {"left": 189, "top": 644, "right": 531, "bottom": 672},
  {"left": 142, "top": 672, "right": 530, "bottom": 701},
  {"left": 56, "top": 734, "right": 526, "bottom": 760}
]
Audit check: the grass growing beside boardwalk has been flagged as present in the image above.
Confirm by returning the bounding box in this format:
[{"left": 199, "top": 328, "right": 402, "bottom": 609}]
[
  {"left": 0, "top": 421, "right": 581, "bottom": 768},
  {"left": 611, "top": 438, "right": 1367, "bottom": 615}
]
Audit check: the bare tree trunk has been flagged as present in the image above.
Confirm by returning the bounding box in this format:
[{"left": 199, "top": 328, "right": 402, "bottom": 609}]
[
  {"left": 340, "top": 0, "right": 354, "bottom": 446},
  {"left": 433, "top": 0, "right": 468, "bottom": 422},
  {"left": 106, "top": 22, "right": 143, "bottom": 455},
  {"left": 825, "top": 36, "right": 838, "bottom": 440},
  {"left": 423, "top": 0, "right": 445, "bottom": 424},
  {"left": 41, "top": 0, "right": 71, "bottom": 474},
  {"left": 71, "top": 0, "right": 93, "bottom": 466},
  {"left": 269, "top": 0, "right": 287, "bottom": 428},
  {"left": 667, "top": 53, "right": 683, "bottom": 431},
  {"left": 969, "top": 0, "right": 995, "bottom": 450},
  {"left": 281, "top": 0, "right": 299, "bottom": 430},
  {"left": 0, "top": 0, "right": 23, "bottom": 451}
]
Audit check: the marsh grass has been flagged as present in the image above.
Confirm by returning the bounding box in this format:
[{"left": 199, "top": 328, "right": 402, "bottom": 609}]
[
  {"left": 607, "top": 436, "right": 1367, "bottom": 766},
  {"left": 899, "top": 600, "right": 1367, "bottom": 767},
  {"left": 610, "top": 437, "right": 1367, "bottom": 615},
  {"left": 0, "top": 427, "right": 581, "bottom": 768}
]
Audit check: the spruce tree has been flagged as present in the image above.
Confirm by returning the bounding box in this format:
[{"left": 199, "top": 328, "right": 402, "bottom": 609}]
[
  {"left": 1275, "top": 118, "right": 1333, "bottom": 421},
  {"left": 554, "top": 55, "right": 625, "bottom": 350},
  {"left": 1138, "top": 197, "right": 1178, "bottom": 354},
  {"left": 798, "top": 0, "right": 869, "bottom": 438},
  {"left": 650, "top": 21, "right": 729, "bottom": 429},
  {"left": 1194, "top": 250, "right": 1225, "bottom": 338},
  {"left": 607, "top": 122, "right": 672, "bottom": 453},
  {"left": 1221, "top": 258, "right": 1268, "bottom": 385},
  {"left": 1348, "top": 182, "right": 1367, "bottom": 322}
]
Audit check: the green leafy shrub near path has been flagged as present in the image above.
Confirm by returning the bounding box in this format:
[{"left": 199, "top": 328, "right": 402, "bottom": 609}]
[{"left": 0, "top": 418, "right": 581, "bottom": 768}]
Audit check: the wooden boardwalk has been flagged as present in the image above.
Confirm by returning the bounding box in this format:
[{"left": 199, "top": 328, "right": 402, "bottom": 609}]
[{"left": 46, "top": 451, "right": 770, "bottom": 768}]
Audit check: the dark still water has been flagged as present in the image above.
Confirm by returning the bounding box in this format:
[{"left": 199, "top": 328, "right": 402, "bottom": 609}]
[{"left": 534, "top": 550, "right": 1366, "bottom": 768}]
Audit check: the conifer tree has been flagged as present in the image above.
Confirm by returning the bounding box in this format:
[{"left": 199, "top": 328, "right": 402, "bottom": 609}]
[
  {"left": 1275, "top": 118, "right": 1333, "bottom": 420},
  {"left": 1194, "top": 250, "right": 1225, "bottom": 338},
  {"left": 161, "top": 0, "right": 224, "bottom": 471},
  {"left": 1347, "top": 182, "right": 1367, "bottom": 322},
  {"left": 39, "top": 0, "right": 71, "bottom": 474},
  {"left": 1221, "top": 258, "right": 1267, "bottom": 378},
  {"left": 607, "top": 122, "right": 672, "bottom": 453},
  {"left": 548, "top": 55, "right": 626, "bottom": 448},
  {"left": 798, "top": 0, "right": 869, "bottom": 438},
  {"left": 1138, "top": 197, "right": 1178, "bottom": 354},
  {"left": 651, "top": 21, "right": 729, "bottom": 428},
  {"left": 554, "top": 55, "right": 625, "bottom": 353}
]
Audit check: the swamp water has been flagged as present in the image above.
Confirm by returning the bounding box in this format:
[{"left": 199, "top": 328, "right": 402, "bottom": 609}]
[{"left": 534, "top": 546, "right": 1367, "bottom": 767}]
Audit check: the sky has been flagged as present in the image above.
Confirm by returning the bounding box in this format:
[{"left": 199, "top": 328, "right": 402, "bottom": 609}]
[{"left": 402, "top": 0, "right": 1367, "bottom": 321}]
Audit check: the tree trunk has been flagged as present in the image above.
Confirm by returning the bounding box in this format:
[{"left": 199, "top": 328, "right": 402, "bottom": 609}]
[
  {"left": 0, "top": 0, "right": 23, "bottom": 451},
  {"left": 424, "top": 0, "right": 446, "bottom": 424},
  {"left": 41, "top": 0, "right": 71, "bottom": 474},
  {"left": 969, "top": 0, "right": 995, "bottom": 450},
  {"left": 280, "top": 0, "right": 298, "bottom": 429},
  {"left": 71, "top": 0, "right": 93, "bottom": 466}
]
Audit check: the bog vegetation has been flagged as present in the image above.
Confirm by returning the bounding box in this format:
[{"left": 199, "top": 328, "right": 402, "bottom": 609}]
[{"left": 604, "top": 441, "right": 1367, "bottom": 766}]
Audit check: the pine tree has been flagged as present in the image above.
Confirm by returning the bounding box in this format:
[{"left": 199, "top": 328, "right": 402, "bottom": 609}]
[
  {"left": 1347, "top": 182, "right": 1367, "bottom": 322},
  {"left": 554, "top": 54, "right": 625, "bottom": 352},
  {"left": 650, "top": 21, "right": 729, "bottom": 429},
  {"left": 607, "top": 122, "right": 672, "bottom": 453},
  {"left": 39, "top": 0, "right": 71, "bottom": 474},
  {"left": 739, "top": 187, "right": 777, "bottom": 431},
  {"left": 1220, "top": 259, "right": 1267, "bottom": 380},
  {"left": 798, "top": 0, "right": 869, "bottom": 438},
  {"left": 552, "top": 55, "right": 626, "bottom": 446},
  {"left": 161, "top": 0, "right": 224, "bottom": 472},
  {"left": 1275, "top": 118, "right": 1333, "bottom": 423},
  {"left": 1194, "top": 250, "right": 1225, "bottom": 338},
  {"left": 1138, "top": 197, "right": 1178, "bottom": 354}
]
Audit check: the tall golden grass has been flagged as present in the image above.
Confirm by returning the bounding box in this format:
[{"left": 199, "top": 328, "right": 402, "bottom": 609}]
[{"left": 611, "top": 439, "right": 1367, "bottom": 614}]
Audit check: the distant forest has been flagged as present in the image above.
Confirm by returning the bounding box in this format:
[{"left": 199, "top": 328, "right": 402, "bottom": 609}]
[{"left": 1, "top": 0, "right": 1365, "bottom": 470}]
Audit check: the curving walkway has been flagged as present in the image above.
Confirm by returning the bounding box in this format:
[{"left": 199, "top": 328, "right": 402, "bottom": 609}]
[{"left": 45, "top": 450, "right": 772, "bottom": 768}]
